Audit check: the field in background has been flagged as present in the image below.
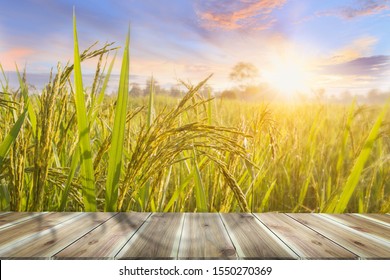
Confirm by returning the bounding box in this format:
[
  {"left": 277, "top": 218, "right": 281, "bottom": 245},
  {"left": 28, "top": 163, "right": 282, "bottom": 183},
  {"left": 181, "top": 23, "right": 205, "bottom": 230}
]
[
  {"left": 1, "top": 79, "right": 389, "bottom": 212},
  {"left": 1, "top": 19, "right": 389, "bottom": 213}
]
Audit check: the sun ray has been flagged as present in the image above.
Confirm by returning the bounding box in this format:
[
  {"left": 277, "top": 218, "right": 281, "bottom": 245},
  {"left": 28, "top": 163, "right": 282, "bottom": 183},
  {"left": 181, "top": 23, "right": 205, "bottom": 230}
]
[{"left": 262, "top": 51, "right": 313, "bottom": 98}]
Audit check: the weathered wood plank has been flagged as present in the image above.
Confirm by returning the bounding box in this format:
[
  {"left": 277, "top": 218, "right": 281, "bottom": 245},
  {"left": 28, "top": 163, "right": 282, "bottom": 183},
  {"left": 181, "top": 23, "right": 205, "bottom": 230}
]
[
  {"left": 0, "top": 213, "right": 389, "bottom": 260},
  {"left": 116, "top": 213, "right": 184, "bottom": 259},
  {"left": 220, "top": 213, "right": 298, "bottom": 259},
  {"left": 0, "top": 212, "right": 115, "bottom": 259},
  {"left": 255, "top": 213, "right": 357, "bottom": 259},
  {"left": 322, "top": 214, "right": 390, "bottom": 243},
  {"left": 0, "top": 212, "right": 80, "bottom": 249},
  {"left": 54, "top": 212, "right": 150, "bottom": 259},
  {"left": 178, "top": 213, "right": 236, "bottom": 259},
  {"left": 357, "top": 214, "right": 390, "bottom": 226},
  {"left": 0, "top": 212, "right": 47, "bottom": 229},
  {"left": 288, "top": 213, "right": 390, "bottom": 259}
]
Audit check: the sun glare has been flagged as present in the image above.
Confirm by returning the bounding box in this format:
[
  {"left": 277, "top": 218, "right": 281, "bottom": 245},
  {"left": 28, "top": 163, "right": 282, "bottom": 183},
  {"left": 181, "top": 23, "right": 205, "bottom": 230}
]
[{"left": 263, "top": 53, "right": 312, "bottom": 97}]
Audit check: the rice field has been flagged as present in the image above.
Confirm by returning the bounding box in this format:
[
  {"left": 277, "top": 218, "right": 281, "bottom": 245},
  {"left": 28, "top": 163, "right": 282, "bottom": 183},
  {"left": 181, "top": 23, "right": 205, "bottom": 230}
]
[{"left": 1, "top": 15, "right": 389, "bottom": 213}]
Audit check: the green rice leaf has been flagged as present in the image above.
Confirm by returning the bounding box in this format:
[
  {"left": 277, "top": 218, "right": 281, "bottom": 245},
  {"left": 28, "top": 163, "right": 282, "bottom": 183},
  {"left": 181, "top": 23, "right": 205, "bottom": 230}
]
[
  {"left": 138, "top": 76, "right": 156, "bottom": 211},
  {"left": 0, "top": 109, "right": 27, "bottom": 169},
  {"left": 97, "top": 52, "right": 116, "bottom": 106},
  {"left": 336, "top": 100, "right": 356, "bottom": 173},
  {"left": 0, "top": 63, "right": 9, "bottom": 91},
  {"left": 332, "top": 99, "right": 390, "bottom": 213},
  {"left": 293, "top": 175, "right": 311, "bottom": 212},
  {"left": 0, "top": 184, "right": 10, "bottom": 211},
  {"left": 207, "top": 87, "right": 212, "bottom": 126},
  {"left": 73, "top": 10, "right": 96, "bottom": 211},
  {"left": 59, "top": 145, "right": 80, "bottom": 211},
  {"left": 260, "top": 180, "right": 276, "bottom": 212},
  {"left": 147, "top": 75, "right": 155, "bottom": 128},
  {"left": 193, "top": 149, "right": 208, "bottom": 212},
  {"left": 105, "top": 26, "right": 130, "bottom": 212}
]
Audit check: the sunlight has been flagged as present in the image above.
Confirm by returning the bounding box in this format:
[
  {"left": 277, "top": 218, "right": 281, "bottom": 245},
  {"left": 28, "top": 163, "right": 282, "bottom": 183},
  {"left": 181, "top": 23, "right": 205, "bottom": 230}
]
[{"left": 262, "top": 52, "right": 312, "bottom": 97}]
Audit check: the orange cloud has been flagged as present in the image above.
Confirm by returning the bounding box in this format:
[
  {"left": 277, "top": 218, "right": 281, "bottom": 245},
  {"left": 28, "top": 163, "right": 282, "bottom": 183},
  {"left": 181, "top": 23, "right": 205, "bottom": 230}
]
[
  {"left": 196, "top": 0, "right": 286, "bottom": 30},
  {"left": 327, "top": 36, "right": 378, "bottom": 64},
  {"left": 0, "top": 47, "right": 36, "bottom": 70}
]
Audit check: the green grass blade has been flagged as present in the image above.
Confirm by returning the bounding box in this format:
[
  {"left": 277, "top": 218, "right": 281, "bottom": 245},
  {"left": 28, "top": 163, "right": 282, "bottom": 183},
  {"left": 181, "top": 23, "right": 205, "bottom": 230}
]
[
  {"left": 0, "top": 109, "right": 27, "bottom": 169},
  {"left": 73, "top": 11, "right": 96, "bottom": 211},
  {"left": 138, "top": 75, "right": 155, "bottom": 210},
  {"left": 0, "top": 63, "right": 9, "bottom": 91},
  {"left": 332, "top": 100, "right": 390, "bottom": 213},
  {"left": 97, "top": 52, "right": 116, "bottom": 107},
  {"left": 193, "top": 149, "right": 208, "bottom": 212},
  {"left": 260, "top": 180, "right": 276, "bottom": 212},
  {"left": 0, "top": 184, "right": 10, "bottom": 211},
  {"left": 147, "top": 75, "right": 155, "bottom": 128},
  {"left": 207, "top": 87, "right": 212, "bottom": 126},
  {"left": 336, "top": 100, "right": 356, "bottom": 174},
  {"left": 105, "top": 26, "right": 130, "bottom": 212},
  {"left": 163, "top": 156, "right": 207, "bottom": 212},
  {"left": 293, "top": 175, "right": 311, "bottom": 212},
  {"left": 59, "top": 146, "right": 80, "bottom": 211}
]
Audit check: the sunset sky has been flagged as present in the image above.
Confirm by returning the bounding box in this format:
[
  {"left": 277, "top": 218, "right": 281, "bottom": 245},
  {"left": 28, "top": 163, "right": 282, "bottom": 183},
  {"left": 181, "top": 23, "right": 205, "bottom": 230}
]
[{"left": 1, "top": 0, "right": 390, "bottom": 98}]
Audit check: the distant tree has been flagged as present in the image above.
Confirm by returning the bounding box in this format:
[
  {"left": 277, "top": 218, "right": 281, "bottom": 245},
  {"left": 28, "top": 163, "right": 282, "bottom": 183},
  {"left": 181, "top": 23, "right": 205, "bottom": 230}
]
[
  {"left": 129, "top": 83, "right": 142, "bottom": 96},
  {"left": 169, "top": 85, "right": 181, "bottom": 97},
  {"left": 144, "top": 77, "right": 161, "bottom": 96},
  {"left": 229, "top": 62, "right": 259, "bottom": 89},
  {"left": 220, "top": 90, "right": 237, "bottom": 100},
  {"left": 242, "top": 85, "right": 260, "bottom": 99},
  {"left": 365, "top": 89, "right": 387, "bottom": 104}
]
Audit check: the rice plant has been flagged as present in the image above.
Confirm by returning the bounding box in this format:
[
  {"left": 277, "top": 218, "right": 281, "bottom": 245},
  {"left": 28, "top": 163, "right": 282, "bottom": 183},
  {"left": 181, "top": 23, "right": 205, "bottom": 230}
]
[{"left": 0, "top": 15, "right": 389, "bottom": 213}]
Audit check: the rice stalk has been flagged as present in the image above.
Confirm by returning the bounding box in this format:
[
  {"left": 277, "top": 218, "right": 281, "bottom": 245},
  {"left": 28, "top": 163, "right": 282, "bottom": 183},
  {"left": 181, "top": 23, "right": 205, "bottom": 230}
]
[
  {"left": 72, "top": 10, "right": 96, "bottom": 211},
  {"left": 105, "top": 26, "right": 130, "bottom": 212}
]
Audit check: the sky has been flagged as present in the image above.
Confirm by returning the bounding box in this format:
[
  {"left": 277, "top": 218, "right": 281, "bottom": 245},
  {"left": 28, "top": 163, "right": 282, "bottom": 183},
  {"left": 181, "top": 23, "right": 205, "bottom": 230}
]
[{"left": 1, "top": 0, "right": 390, "bottom": 98}]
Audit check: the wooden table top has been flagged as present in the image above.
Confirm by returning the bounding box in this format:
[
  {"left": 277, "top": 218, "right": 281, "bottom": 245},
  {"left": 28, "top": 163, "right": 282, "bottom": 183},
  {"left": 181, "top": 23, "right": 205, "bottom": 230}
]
[{"left": 0, "top": 212, "right": 389, "bottom": 259}]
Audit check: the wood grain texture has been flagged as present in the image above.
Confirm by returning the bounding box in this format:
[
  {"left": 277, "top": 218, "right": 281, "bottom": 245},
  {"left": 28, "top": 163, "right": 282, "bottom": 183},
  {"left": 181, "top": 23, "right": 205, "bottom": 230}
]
[
  {"left": 54, "top": 212, "right": 149, "bottom": 259},
  {"left": 358, "top": 214, "right": 390, "bottom": 226},
  {"left": 0, "top": 212, "right": 79, "bottom": 249},
  {"left": 220, "top": 213, "right": 298, "bottom": 259},
  {"left": 178, "top": 213, "right": 236, "bottom": 259},
  {"left": 255, "top": 213, "right": 357, "bottom": 259},
  {"left": 288, "top": 213, "right": 390, "bottom": 259},
  {"left": 116, "top": 213, "right": 184, "bottom": 259},
  {"left": 0, "top": 212, "right": 114, "bottom": 259},
  {"left": 0, "top": 212, "right": 389, "bottom": 260},
  {"left": 322, "top": 214, "right": 390, "bottom": 243},
  {"left": 0, "top": 212, "right": 46, "bottom": 229}
]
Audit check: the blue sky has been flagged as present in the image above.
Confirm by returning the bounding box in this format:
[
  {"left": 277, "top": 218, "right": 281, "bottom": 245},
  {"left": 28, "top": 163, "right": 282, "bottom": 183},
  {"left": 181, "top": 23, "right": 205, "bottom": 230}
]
[{"left": 1, "top": 0, "right": 390, "bottom": 97}]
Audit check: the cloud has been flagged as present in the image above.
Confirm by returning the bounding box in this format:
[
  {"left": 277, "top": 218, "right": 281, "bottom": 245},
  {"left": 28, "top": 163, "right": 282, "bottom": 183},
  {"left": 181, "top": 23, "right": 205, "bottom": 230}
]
[
  {"left": 0, "top": 48, "right": 36, "bottom": 70},
  {"left": 318, "top": 0, "right": 390, "bottom": 19},
  {"left": 318, "top": 55, "right": 390, "bottom": 77},
  {"left": 195, "top": 0, "right": 287, "bottom": 30},
  {"left": 327, "top": 36, "right": 378, "bottom": 64},
  {"left": 186, "top": 64, "right": 211, "bottom": 73}
]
